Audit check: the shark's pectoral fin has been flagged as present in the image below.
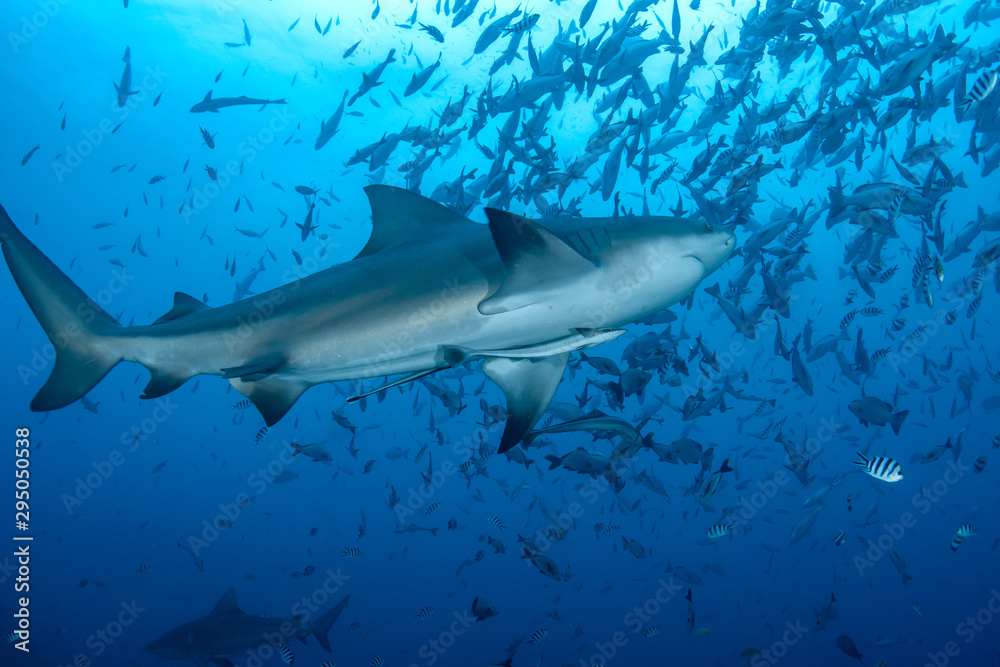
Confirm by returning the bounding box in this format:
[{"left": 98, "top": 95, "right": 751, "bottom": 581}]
[
  {"left": 483, "top": 353, "right": 569, "bottom": 454},
  {"left": 230, "top": 375, "right": 310, "bottom": 426},
  {"left": 153, "top": 292, "right": 210, "bottom": 325},
  {"left": 479, "top": 209, "right": 597, "bottom": 315}
]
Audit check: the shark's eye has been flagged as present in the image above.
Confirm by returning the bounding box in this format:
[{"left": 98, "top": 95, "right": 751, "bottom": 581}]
[{"left": 705, "top": 223, "right": 714, "bottom": 232}]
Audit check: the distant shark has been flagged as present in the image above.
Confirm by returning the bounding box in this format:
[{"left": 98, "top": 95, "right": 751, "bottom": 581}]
[
  {"left": 0, "top": 186, "right": 734, "bottom": 452},
  {"left": 143, "top": 588, "right": 348, "bottom": 666},
  {"left": 189, "top": 89, "right": 287, "bottom": 112}
]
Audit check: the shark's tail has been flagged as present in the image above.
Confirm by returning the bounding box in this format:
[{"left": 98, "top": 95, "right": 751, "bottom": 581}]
[
  {"left": 310, "top": 594, "right": 350, "bottom": 652},
  {"left": 0, "top": 204, "right": 124, "bottom": 411}
]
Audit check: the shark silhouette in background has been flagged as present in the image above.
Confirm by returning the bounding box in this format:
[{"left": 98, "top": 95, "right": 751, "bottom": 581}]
[
  {"left": 0, "top": 185, "right": 734, "bottom": 452},
  {"left": 143, "top": 588, "right": 349, "bottom": 666}
]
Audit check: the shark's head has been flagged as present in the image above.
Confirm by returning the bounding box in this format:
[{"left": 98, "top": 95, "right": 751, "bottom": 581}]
[{"left": 673, "top": 220, "right": 737, "bottom": 275}]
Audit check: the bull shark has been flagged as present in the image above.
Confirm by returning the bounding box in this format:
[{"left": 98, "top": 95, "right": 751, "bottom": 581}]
[
  {"left": 0, "top": 185, "right": 734, "bottom": 452},
  {"left": 189, "top": 89, "right": 288, "bottom": 113},
  {"left": 143, "top": 588, "right": 348, "bottom": 666}
]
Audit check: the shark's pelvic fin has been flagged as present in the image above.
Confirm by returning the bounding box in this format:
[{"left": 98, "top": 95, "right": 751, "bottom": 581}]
[
  {"left": 357, "top": 185, "right": 469, "bottom": 258},
  {"left": 479, "top": 209, "right": 596, "bottom": 315},
  {"left": 229, "top": 375, "right": 310, "bottom": 426},
  {"left": 483, "top": 352, "right": 569, "bottom": 454},
  {"left": 0, "top": 203, "right": 123, "bottom": 411},
  {"left": 153, "top": 292, "right": 210, "bottom": 325}
]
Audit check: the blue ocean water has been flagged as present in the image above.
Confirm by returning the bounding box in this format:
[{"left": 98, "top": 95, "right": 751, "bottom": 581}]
[{"left": 1, "top": 0, "right": 999, "bottom": 666}]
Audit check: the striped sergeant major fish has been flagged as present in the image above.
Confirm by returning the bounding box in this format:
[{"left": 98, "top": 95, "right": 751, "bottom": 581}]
[
  {"left": 951, "top": 524, "right": 977, "bottom": 551},
  {"left": 854, "top": 453, "right": 904, "bottom": 482},
  {"left": 705, "top": 522, "right": 731, "bottom": 539},
  {"left": 831, "top": 530, "right": 846, "bottom": 546},
  {"left": 960, "top": 69, "right": 998, "bottom": 112}
]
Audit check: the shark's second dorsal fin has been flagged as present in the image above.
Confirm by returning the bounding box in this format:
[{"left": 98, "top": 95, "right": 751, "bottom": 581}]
[
  {"left": 211, "top": 588, "right": 243, "bottom": 616},
  {"left": 357, "top": 185, "right": 469, "bottom": 258},
  {"left": 153, "top": 292, "right": 210, "bottom": 325},
  {"left": 479, "top": 209, "right": 596, "bottom": 315}
]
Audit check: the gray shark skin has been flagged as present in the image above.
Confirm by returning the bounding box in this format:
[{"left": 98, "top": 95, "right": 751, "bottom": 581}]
[
  {"left": 0, "top": 186, "right": 734, "bottom": 452},
  {"left": 189, "top": 89, "right": 288, "bottom": 112},
  {"left": 143, "top": 588, "right": 349, "bottom": 666}
]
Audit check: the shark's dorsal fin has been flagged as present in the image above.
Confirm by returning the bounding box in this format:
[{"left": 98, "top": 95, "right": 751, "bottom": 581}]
[
  {"left": 153, "top": 292, "right": 210, "bottom": 325},
  {"left": 357, "top": 185, "right": 469, "bottom": 258},
  {"left": 479, "top": 209, "right": 596, "bottom": 315},
  {"left": 202, "top": 89, "right": 213, "bottom": 102},
  {"left": 211, "top": 588, "right": 243, "bottom": 616}
]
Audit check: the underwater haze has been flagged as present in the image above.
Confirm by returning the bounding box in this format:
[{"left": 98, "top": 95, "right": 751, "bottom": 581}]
[{"left": 1, "top": 0, "right": 1000, "bottom": 666}]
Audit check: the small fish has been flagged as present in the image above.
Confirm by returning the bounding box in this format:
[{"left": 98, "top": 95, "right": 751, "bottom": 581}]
[
  {"left": 342, "top": 547, "right": 363, "bottom": 558},
  {"left": 974, "top": 456, "right": 987, "bottom": 473},
  {"left": 416, "top": 606, "right": 434, "bottom": 619},
  {"left": 135, "top": 564, "right": 152, "bottom": 574},
  {"left": 278, "top": 644, "right": 294, "bottom": 665},
  {"left": 961, "top": 69, "right": 998, "bottom": 111},
  {"left": 528, "top": 628, "right": 548, "bottom": 645},
  {"left": 503, "top": 13, "right": 539, "bottom": 33},
  {"left": 854, "top": 453, "right": 903, "bottom": 482},
  {"left": 419, "top": 23, "right": 445, "bottom": 42},
  {"left": 951, "top": 524, "right": 977, "bottom": 551},
  {"left": 423, "top": 502, "right": 441, "bottom": 515},
  {"left": 243, "top": 574, "right": 257, "bottom": 582},
  {"left": 21, "top": 145, "right": 41, "bottom": 165},
  {"left": 831, "top": 530, "right": 846, "bottom": 546},
  {"left": 644, "top": 626, "right": 662, "bottom": 637},
  {"left": 840, "top": 309, "right": 859, "bottom": 328},
  {"left": 232, "top": 399, "right": 252, "bottom": 410},
  {"left": 705, "top": 522, "right": 730, "bottom": 539},
  {"left": 362, "top": 459, "right": 377, "bottom": 474},
  {"left": 199, "top": 127, "right": 216, "bottom": 149},
  {"left": 487, "top": 515, "right": 504, "bottom": 532},
  {"left": 151, "top": 461, "right": 166, "bottom": 473}
]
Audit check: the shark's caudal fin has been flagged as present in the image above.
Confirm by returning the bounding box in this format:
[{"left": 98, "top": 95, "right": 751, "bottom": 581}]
[
  {"left": 309, "top": 594, "right": 350, "bottom": 652},
  {"left": 0, "top": 204, "right": 124, "bottom": 411}
]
